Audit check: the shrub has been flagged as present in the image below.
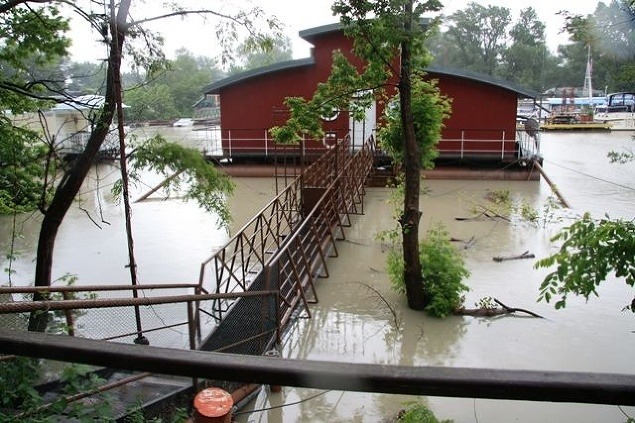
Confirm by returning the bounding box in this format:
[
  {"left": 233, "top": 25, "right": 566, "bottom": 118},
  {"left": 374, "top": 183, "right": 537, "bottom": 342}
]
[
  {"left": 419, "top": 225, "right": 470, "bottom": 317},
  {"left": 384, "top": 223, "right": 470, "bottom": 318},
  {"left": 398, "top": 401, "right": 453, "bottom": 423}
]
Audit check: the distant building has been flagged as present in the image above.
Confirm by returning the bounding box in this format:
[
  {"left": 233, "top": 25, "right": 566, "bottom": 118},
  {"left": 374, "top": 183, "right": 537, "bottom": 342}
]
[
  {"left": 12, "top": 95, "right": 124, "bottom": 158},
  {"left": 193, "top": 93, "right": 220, "bottom": 123}
]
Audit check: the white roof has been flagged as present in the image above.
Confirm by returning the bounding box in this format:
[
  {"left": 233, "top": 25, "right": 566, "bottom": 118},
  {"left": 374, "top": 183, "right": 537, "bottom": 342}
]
[{"left": 49, "top": 95, "right": 128, "bottom": 111}]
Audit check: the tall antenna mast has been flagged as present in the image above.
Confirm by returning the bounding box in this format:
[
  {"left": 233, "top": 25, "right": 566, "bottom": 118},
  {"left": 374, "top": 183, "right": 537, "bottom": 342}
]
[{"left": 583, "top": 44, "right": 593, "bottom": 104}]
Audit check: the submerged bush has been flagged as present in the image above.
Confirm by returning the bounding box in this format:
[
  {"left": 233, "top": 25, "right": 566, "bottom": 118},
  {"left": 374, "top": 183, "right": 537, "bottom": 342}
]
[
  {"left": 385, "top": 223, "right": 470, "bottom": 318},
  {"left": 398, "top": 401, "right": 453, "bottom": 422},
  {"left": 419, "top": 225, "right": 470, "bottom": 317}
]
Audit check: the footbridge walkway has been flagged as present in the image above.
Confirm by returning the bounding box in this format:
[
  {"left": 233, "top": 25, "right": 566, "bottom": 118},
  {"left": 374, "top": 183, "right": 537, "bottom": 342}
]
[{"left": 197, "top": 136, "right": 375, "bottom": 354}]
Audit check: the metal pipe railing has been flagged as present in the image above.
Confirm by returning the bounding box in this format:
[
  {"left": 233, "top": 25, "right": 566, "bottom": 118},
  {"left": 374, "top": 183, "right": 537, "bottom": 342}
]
[
  {"left": 1, "top": 329, "right": 633, "bottom": 406},
  {"left": 0, "top": 283, "right": 199, "bottom": 294},
  {"left": 0, "top": 291, "right": 277, "bottom": 314}
]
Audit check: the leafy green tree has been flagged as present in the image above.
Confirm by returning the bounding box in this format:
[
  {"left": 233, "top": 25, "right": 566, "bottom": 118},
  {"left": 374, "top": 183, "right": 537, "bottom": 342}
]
[
  {"left": 124, "top": 83, "right": 179, "bottom": 121},
  {"left": 437, "top": 2, "right": 511, "bottom": 75},
  {"left": 388, "top": 223, "right": 469, "bottom": 318},
  {"left": 155, "top": 49, "right": 224, "bottom": 117},
  {"left": 0, "top": 123, "right": 50, "bottom": 214},
  {"left": 0, "top": 3, "right": 69, "bottom": 215},
  {"left": 231, "top": 34, "right": 293, "bottom": 72},
  {"left": 536, "top": 213, "right": 635, "bottom": 311},
  {"left": 65, "top": 60, "right": 108, "bottom": 94},
  {"left": 559, "top": 1, "right": 635, "bottom": 92},
  {"left": 378, "top": 75, "right": 450, "bottom": 169},
  {"left": 1, "top": 1, "right": 280, "bottom": 332},
  {"left": 336, "top": 0, "right": 450, "bottom": 311},
  {"left": 501, "top": 8, "right": 550, "bottom": 92},
  {"left": 123, "top": 49, "right": 225, "bottom": 120},
  {"left": 273, "top": 0, "right": 448, "bottom": 310},
  {"left": 592, "top": 0, "right": 635, "bottom": 61}
]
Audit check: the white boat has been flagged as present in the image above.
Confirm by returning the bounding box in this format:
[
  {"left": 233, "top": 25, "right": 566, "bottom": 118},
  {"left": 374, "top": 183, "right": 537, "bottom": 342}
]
[{"left": 594, "top": 92, "right": 635, "bottom": 131}]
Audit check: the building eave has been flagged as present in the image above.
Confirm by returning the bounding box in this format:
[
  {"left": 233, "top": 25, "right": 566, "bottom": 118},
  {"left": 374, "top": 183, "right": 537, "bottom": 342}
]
[
  {"left": 203, "top": 57, "right": 316, "bottom": 94},
  {"left": 298, "top": 22, "right": 345, "bottom": 42},
  {"left": 425, "top": 64, "right": 538, "bottom": 99}
]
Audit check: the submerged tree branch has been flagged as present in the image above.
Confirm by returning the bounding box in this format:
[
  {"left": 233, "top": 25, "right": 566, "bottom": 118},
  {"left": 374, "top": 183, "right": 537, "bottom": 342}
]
[{"left": 456, "top": 298, "right": 544, "bottom": 318}]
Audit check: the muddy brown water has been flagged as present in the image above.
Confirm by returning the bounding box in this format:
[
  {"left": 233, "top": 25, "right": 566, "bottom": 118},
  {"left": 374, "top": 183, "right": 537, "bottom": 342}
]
[{"left": 1, "top": 129, "right": 634, "bottom": 422}]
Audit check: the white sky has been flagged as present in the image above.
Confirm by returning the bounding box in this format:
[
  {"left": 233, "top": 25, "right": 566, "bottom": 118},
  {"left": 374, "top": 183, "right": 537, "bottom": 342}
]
[{"left": 68, "top": 0, "right": 603, "bottom": 64}]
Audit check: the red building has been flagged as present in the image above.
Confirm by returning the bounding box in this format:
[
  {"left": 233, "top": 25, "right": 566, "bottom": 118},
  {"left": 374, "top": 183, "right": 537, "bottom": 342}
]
[{"left": 203, "top": 23, "right": 538, "bottom": 163}]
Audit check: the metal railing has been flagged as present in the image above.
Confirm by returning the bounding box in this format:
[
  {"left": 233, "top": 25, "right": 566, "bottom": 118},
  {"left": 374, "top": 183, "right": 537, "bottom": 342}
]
[
  {"left": 197, "top": 134, "right": 373, "bottom": 329},
  {"left": 266, "top": 138, "right": 375, "bottom": 334},
  {"left": 0, "top": 284, "right": 219, "bottom": 349},
  {"left": 1, "top": 329, "right": 633, "bottom": 406},
  {"left": 197, "top": 127, "right": 537, "bottom": 162}
]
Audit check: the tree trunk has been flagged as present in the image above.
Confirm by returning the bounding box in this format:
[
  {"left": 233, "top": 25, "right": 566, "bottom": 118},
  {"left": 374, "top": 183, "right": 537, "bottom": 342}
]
[
  {"left": 28, "top": 0, "right": 132, "bottom": 332},
  {"left": 399, "top": 1, "right": 426, "bottom": 310}
]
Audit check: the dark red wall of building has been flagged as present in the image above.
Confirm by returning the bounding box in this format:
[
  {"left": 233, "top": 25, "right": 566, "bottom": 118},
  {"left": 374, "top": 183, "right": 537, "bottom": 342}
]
[
  {"left": 215, "top": 26, "right": 523, "bottom": 159},
  {"left": 430, "top": 73, "right": 518, "bottom": 141}
]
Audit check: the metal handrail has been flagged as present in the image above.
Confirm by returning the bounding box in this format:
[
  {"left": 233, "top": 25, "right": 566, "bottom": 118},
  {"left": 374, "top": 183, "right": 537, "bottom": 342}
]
[
  {"left": 0, "top": 283, "right": 199, "bottom": 294},
  {"left": 1, "top": 329, "right": 633, "bottom": 406}
]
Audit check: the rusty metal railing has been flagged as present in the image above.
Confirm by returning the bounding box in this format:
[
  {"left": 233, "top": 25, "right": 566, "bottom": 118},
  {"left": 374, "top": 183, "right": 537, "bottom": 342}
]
[
  {"left": 198, "top": 134, "right": 374, "bottom": 326},
  {"left": 267, "top": 136, "right": 375, "bottom": 334},
  {"left": 197, "top": 177, "right": 302, "bottom": 321},
  {"left": 0, "top": 287, "right": 277, "bottom": 419},
  {"left": 2, "top": 329, "right": 633, "bottom": 406},
  {"left": 0, "top": 284, "right": 274, "bottom": 350}
]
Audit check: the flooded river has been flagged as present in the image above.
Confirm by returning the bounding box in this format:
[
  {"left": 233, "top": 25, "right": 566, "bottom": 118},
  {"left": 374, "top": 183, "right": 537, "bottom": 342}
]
[{"left": 1, "top": 129, "right": 634, "bottom": 422}]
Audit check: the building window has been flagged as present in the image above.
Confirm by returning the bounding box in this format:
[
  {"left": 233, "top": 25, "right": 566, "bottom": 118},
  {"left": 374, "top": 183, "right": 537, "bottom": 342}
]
[{"left": 321, "top": 107, "right": 339, "bottom": 122}]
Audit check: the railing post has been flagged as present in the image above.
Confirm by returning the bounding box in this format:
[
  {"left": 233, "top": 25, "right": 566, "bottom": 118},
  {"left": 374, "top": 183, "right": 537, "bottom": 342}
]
[
  {"left": 228, "top": 130, "right": 232, "bottom": 158},
  {"left": 461, "top": 130, "right": 465, "bottom": 159},
  {"left": 187, "top": 300, "right": 199, "bottom": 390},
  {"left": 264, "top": 349, "right": 282, "bottom": 392},
  {"left": 264, "top": 128, "right": 268, "bottom": 157},
  {"left": 187, "top": 300, "right": 197, "bottom": 350},
  {"left": 501, "top": 130, "right": 506, "bottom": 160},
  {"left": 62, "top": 292, "right": 75, "bottom": 336}
]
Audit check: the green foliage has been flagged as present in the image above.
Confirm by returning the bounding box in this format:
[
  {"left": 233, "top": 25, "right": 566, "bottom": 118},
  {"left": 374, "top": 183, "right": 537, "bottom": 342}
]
[
  {"left": 500, "top": 8, "right": 549, "bottom": 91},
  {"left": 0, "top": 3, "right": 71, "bottom": 215},
  {"left": 377, "top": 74, "right": 451, "bottom": 169},
  {"left": 398, "top": 401, "right": 453, "bottom": 423},
  {"left": 270, "top": 52, "right": 376, "bottom": 144},
  {"left": 419, "top": 224, "right": 470, "bottom": 317},
  {"left": 536, "top": 213, "right": 635, "bottom": 310},
  {"left": 231, "top": 35, "right": 293, "bottom": 72},
  {"left": 383, "top": 222, "right": 470, "bottom": 318},
  {"left": 428, "top": 2, "right": 634, "bottom": 91},
  {"left": 124, "top": 49, "right": 225, "bottom": 120},
  {"left": 435, "top": 3, "right": 511, "bottom": 76},
  {"left": 120, "top": 136, "right": 234, "bottom": 224},
  {"left": 0, "top": 357, "right": 42, "bottom": 411},
  {"left": 65, "top": 61, "right": 108, "bottom": 94},
  {"left": 0, "top": 122, "right": 52, "bottom": 214},
  {"left": 0, "top": 4, "right": 70, "bottom": 73},
  {"left": 125, "top": 84, "right": 180, "bottom": 121},
  {"left": 0, "top": 358, "right": 114, "bottom": 422}
]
